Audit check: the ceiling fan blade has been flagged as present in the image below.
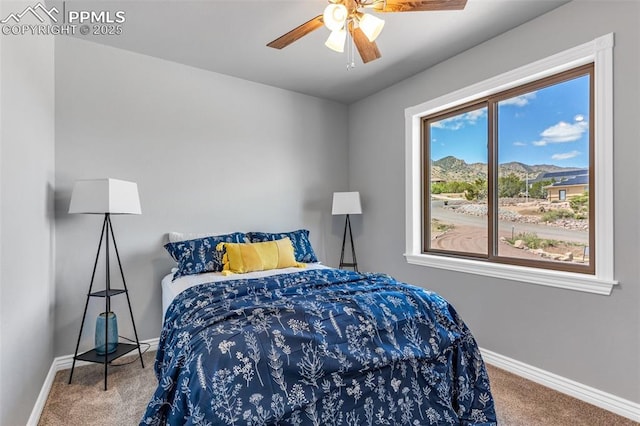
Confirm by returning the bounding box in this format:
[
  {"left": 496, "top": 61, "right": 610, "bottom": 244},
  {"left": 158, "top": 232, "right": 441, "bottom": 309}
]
[
  {"left": 267, "top": 15, "right": 324, "bottom": 49},
  {"left": 349, "top": 23, "right": 381, "bottom": 64},
  {"left": 373, "top": 0, "right": 467, "bottom": 13}
]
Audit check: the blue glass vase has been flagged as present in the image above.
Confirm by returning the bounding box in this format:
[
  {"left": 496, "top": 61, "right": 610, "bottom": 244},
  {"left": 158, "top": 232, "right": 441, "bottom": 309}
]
[{"left": 95, "top": 312, "right": 118, "bottom": 355}]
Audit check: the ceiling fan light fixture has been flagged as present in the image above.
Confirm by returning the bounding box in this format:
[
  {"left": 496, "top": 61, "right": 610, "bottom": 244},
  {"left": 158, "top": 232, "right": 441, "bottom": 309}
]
[
  {"left": 323, "top": 4, "right": 348, "bottom": 32},
  {"left": 358, "top": 13, "right": 385, "bottom": 42},
  {"left": 266, "top": 0, "right": 468, "bottom": 66},
  {"left": 325, "top": 28, "right": 347, "bottom": 53}
]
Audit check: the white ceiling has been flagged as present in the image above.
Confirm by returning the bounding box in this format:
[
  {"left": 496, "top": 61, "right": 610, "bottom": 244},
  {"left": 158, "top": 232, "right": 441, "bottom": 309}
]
[{"left": 64, "top": 0, "right": 569, "bottom": 104}]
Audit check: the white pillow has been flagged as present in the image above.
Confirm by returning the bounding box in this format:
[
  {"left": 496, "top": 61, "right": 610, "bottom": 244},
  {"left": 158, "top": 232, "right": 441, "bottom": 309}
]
[{"left": 168, "top": 231, "right": 248, "bottom": 243}]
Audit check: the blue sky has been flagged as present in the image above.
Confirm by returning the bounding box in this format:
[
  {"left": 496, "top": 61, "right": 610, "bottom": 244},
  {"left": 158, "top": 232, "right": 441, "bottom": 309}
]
[{"left": 430, "top": 75, "right": 590, "bottom": 168}]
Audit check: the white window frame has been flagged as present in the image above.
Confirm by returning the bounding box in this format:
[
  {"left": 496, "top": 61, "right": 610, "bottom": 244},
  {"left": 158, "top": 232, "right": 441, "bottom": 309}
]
[{"left": 404, "top": 33, "right": 617, "bottom": 295}]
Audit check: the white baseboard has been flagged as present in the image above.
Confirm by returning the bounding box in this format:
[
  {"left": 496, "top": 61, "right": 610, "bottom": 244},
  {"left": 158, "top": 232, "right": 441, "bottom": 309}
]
[
  {"left": 481, "top": 348, "right": 640, "bottom": 422},
  {"left": 27, "top": 337, "right": 159, "bottom": 426},
  {"left": 26, "top": 357, "right": 60, "bottom": 426}
]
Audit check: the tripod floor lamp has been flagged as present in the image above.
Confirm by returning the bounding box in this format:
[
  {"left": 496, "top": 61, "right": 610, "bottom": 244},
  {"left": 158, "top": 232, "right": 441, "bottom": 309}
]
[
  {"left": 67, "top": 178, "right": 144, "bottom": 391},
  {"left": 332, "top": 191, "right": 362, "bottom": 272}
]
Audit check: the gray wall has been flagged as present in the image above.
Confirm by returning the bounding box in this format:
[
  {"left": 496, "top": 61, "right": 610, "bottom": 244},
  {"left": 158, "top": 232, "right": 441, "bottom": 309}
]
[
  {"left": 54, "top": 37, "right": 349, "bottom": 355},
  {"left": 0, "top": 1, "right": 56, "bottom": 423},
  {"left": 348, "top": 1, "right": 639, "bottom": 403}
]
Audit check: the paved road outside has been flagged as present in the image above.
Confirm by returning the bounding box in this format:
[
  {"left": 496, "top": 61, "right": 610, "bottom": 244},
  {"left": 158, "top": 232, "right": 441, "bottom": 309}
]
[{"left": 431, "top": 200, "right": 588, "bottom": 244}]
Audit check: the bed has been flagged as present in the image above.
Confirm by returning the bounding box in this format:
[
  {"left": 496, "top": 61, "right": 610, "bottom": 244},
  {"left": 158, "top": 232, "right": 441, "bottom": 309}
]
[{"left": 141, "top": 231, "right": 496, "bottom": 425}]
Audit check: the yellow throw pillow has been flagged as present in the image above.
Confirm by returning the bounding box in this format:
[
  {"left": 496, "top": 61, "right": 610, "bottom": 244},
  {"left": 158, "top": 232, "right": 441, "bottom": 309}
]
[{"left": 216, "top": 237, "right": 305, "bottom": 275}]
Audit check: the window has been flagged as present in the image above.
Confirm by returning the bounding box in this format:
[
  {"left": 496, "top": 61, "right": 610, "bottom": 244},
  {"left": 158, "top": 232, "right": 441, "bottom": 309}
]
[
  {"left": 405, "top": 34, "right": 616, "bottom": 295},
  {"left": 424, "top": 65, "right": 593, "bottom": 275},
  {"left": 427, "top": 104, "right": 488, "bottom": 257}
]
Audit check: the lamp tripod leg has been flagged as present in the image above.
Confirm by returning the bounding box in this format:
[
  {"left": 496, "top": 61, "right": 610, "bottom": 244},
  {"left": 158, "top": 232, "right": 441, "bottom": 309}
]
[
  {"left": 338, "top": 214, "right": 358, "bottom": 271},
  {"left": 348, "top": 215, "right": 358, "bottom": 272},
  {"left": 108, "top": 216, "right": 145, "bottom": 369},
  {"left": 339, "top": 214, "right": 348, "bottom": 267},
  {"left": 69, "top": 214, "right": 108, "bottom": 385}
]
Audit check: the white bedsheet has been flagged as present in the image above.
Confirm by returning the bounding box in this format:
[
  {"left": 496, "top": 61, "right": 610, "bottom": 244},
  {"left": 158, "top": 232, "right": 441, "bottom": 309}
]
[{"left": 161, "top": 263, "right": 330, "bottom": 320}]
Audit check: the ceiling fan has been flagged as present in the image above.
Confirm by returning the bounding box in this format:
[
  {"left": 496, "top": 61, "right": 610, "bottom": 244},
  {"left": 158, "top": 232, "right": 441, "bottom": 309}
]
[{"left": 267, "top": 0, "right": 468, "bottom": 65}]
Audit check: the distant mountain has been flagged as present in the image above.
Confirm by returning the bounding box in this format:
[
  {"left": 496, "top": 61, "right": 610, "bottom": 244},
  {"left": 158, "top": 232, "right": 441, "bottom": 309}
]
[
  {"left": 499, "top": 161, "right": 569, "bottom": 176},
  {"left": 431, "top": 156, "right": 575, "bottom": 182},
  {"left": 432, "top": 156, "right": 466, "bottom": 171}
]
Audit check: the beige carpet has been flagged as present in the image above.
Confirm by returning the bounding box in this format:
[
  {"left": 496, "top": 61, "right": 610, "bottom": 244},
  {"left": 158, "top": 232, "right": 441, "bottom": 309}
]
[
  {"left": 39, "top": 351, "right": 638, "bottom": 425},
  {"left": 39, "top": 351, "right": 157, "bottom": 426},
  {"left": 487, "top": 365, "right": 638, "bottom": 426}
]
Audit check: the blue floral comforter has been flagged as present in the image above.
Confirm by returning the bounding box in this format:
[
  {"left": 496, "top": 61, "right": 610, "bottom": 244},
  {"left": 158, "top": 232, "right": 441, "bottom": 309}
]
[{"left": 141, "top": 269, "right": 496, "bottom": 425}]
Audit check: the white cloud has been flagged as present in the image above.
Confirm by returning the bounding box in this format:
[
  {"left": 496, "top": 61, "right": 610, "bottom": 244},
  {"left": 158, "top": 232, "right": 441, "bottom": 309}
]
[
  {"left": 432, "top": 118, "right": 462, "bottom": 130},
  {"left": 465, "top": 109, "right": 486, "bottom": 123},
  {"left": 529, "top": 116, "right": 589, "bottom": 148},
  {"left": 500, "top": 92, "right": 537, "bottom": 107},
  {"left": 552, "top": 150, "right": 581, "bottom": 160},
  {"left": 431, "top": 108, "right": 487, "bottom": 130},
  {"left": 540, "top": 120, "right": 588, "bottom": 143},
  {"left": 513, "top": 141, "right": 527, "bottom": 146}
]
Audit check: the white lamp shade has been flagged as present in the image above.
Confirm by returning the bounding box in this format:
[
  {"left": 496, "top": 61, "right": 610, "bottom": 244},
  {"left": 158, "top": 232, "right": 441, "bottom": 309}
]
[
  {"left": 325, "top": 28, "right": 347, "bottom": 53},
  {"left": 69, "top": 178, "right": 141, "bottom": 214},
  {"left": 323, "top": 4, "right": 348, "bottom": 32},
  {"left": 359, "top": 13, "right": 385, "bottom": 42},
  {"left": 332, "top": 191, "right": 362, "bottom": 215}
]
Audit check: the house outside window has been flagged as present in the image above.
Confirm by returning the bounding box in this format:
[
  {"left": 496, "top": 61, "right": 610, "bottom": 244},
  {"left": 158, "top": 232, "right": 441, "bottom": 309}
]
[{"left": 540, "top": 170, "right": 589, "bottom": 202}]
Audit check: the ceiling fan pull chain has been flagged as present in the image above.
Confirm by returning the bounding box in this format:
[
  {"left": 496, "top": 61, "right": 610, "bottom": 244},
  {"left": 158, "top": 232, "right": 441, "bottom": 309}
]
[{"left": 347, "top": 28, "right": 356, "bottom": 70}]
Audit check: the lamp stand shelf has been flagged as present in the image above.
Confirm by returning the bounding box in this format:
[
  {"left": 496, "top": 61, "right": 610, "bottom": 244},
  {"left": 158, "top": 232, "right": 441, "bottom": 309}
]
[{"left": 68, "top": 213, "right": 144, "bottom": 391}]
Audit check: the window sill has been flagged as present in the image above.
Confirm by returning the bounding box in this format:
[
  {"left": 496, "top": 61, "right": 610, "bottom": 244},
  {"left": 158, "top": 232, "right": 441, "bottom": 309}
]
[{"left": 404, "top": 253, "right": 617, "bottom": 295}]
